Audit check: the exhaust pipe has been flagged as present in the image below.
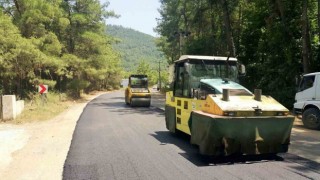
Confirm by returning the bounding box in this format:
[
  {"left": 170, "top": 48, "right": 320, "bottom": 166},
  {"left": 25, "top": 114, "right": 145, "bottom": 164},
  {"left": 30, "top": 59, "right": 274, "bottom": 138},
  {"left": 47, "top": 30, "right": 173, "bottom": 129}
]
[
  {"left": 254, "top": 89, "right": 262, "bottom": 101},
  {"left": 222, "top": 89, "right": 230, "bottom": 101}
]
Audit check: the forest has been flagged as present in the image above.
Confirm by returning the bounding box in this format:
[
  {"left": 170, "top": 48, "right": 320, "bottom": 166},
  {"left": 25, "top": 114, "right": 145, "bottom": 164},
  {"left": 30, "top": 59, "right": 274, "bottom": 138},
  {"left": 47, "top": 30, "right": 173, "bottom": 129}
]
[
  {"left": 0, "top": 0, "right": 122, "bottom": 98},
  {"left": 155, "top": 0, "right": 320, "bottom": 107},
  {"left": 106, "top": 25, "right": 168, "bottom": 85},
  {"left": 106, "top": 25, "right": 165, "bottom": 72}
]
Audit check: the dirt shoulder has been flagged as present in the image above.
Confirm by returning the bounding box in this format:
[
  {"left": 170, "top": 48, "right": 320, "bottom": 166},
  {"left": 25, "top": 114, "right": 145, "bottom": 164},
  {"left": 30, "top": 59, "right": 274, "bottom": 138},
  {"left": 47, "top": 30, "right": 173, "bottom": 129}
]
[{"left": 0, "top": 92, "right": 104, "bottom": 180}]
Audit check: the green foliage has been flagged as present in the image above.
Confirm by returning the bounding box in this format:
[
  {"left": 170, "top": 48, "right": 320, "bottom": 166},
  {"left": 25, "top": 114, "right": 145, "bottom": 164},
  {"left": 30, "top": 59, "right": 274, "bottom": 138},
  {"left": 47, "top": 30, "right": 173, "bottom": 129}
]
[
  {"left": 0, "top": 0, "right": 122, "bottom": 98},
  {"left": 106, "top": 25, "right": 167, "bottom": 71},
  {"left": 40, "top": 79, "right": 56, "bottom": 90},
  {"left": 67, "top": 79, "right": 90, "bottom": 98},
  {"left": 0, "top": 12, "right": 46, "bottom": 96},
  {"left": 133, "top": 59, "right": 169, "bottom": 88},
  {"left": 135, "top": 60, "right": 157, "bottom": 85},
  {"left": 106, "top": 25, "right": 169, "bottom": 86}
]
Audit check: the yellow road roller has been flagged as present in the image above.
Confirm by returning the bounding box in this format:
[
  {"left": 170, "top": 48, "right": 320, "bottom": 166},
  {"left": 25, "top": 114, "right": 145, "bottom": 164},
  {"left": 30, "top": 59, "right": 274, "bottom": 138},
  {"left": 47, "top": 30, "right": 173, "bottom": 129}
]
[
  {"left": 125, "top": 74, "right": 151, "bottom": 107},
  {"left": 165, "top": 55, "right": 294, "bottom": 156}
]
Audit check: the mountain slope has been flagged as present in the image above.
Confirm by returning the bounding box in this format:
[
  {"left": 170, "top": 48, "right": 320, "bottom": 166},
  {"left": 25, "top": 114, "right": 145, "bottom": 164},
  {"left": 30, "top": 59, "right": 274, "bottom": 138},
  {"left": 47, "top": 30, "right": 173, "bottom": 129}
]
[{"left": 106, "top": 25, "right": 165, "bottom": 72}]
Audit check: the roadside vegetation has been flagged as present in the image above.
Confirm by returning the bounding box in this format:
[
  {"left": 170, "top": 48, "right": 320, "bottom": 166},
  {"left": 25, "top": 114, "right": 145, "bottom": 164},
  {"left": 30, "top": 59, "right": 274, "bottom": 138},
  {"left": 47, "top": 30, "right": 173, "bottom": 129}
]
[
  {"left": 13, "top": 92, "right": 71, "bottom": 124},
  {"left": 107, "top": 25, "right": 169, "bottom": 86},
  {"left": 10, "top": 91, "right": 104, "bottom": 124},
  {"left": 0, "top": 0, "right": 122, "bottom": 100}
]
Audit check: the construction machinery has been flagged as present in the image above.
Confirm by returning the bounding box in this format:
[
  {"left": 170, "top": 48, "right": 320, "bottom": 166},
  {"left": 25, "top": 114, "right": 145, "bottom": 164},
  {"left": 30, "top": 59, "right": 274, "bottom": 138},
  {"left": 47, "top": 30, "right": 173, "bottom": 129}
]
[
  {"left": 165, "top": 55, "right": 294, "bottom": 156},
  {"left": 125, "top": 75, "right": 151, "bottom": 107},
  {"left": 294, "top": 72, "right": 320, "bottom": 130}
]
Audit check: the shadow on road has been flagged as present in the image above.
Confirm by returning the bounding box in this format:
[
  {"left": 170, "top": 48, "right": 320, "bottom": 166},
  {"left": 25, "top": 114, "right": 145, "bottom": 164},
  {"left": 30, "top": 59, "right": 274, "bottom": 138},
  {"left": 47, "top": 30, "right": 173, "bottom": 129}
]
[
  {"left": 279, "top": 152, "right": 320, "bottom": 173},
  {"left": 293, "top": 124, "right": 306, "bottom": 129},
  {"left": 109, "top": 105, "right": 165, "bottom": 117},
  {"left": 88, "top": 97, "right": 165, "bottom": 117},
  {"left": 150, "top": 131, "right": 284, "bottom": 167}
]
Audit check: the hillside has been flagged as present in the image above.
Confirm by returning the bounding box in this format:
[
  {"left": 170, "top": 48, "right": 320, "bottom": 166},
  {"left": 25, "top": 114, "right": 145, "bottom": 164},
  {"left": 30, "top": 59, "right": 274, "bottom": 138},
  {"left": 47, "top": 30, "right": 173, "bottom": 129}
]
[{"left": 106, "top": 25, "right": 165, "bottom": 72}]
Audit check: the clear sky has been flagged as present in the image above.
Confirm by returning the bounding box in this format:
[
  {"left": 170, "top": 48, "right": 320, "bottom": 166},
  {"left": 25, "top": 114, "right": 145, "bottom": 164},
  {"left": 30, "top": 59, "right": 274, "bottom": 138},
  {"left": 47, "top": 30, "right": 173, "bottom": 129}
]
[{"left": 101, "top": 0, "right": 161, "bottom": 37}]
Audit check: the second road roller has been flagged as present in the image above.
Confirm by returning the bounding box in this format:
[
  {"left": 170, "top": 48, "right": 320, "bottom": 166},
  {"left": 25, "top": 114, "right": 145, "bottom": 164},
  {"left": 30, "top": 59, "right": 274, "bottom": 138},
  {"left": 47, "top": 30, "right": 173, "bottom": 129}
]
[{"left": 125, "top": 74, "right": 151, "bottom": 107}]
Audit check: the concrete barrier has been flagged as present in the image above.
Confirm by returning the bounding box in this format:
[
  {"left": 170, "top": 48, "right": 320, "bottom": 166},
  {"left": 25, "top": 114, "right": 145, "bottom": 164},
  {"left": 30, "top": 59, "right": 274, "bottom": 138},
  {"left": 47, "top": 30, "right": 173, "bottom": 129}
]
[
  {"left": 0, "top": 96, "right": 2, "bottom": 119},
  {"left": 16, "top": 100, "right": 25, "bottom": 117},
  {"left": 1, "top": 95, "right": 24, "bottom": 121}
]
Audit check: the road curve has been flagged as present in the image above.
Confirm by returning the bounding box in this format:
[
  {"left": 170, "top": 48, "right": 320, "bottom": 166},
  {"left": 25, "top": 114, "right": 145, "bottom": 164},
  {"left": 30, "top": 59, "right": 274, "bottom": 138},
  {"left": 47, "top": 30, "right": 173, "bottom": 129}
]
[{"left": 63, "top": 91, "right": 320, "bottom": 180}]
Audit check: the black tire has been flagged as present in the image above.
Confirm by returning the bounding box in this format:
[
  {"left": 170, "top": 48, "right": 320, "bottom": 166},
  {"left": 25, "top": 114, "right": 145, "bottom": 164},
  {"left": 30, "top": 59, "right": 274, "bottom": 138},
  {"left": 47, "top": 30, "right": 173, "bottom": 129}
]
[
  {"left": 125, "top": 93, "right": 130, "bottom": 105},
  {"left": 302, "top": 108, "right": 320, "bottom": 130},
  {"left": 125, "top": 97, "right": 129, "bottom": 105},
  {"left": 129, "top": 98, "right": 134, "bottom": 107},
  {"left": 146, "top": 100, "right": 151, "bottom": 107}
]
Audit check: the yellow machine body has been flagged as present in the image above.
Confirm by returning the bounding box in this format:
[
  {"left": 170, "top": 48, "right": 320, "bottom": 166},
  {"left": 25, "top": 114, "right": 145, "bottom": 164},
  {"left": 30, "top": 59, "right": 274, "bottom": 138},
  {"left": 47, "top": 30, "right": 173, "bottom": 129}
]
[
  {"left": 125, "top": 75, "right": 151, "bottom": 107},
  {"left": 165, "top": 55, "right": 294, "bottom": 156}
]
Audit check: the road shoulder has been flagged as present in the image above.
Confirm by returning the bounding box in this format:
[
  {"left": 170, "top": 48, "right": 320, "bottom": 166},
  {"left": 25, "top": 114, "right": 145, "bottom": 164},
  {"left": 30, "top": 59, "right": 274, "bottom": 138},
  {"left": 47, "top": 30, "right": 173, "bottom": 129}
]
[{"left": 0, "top": 93, "right": 103, "bottom": 179}]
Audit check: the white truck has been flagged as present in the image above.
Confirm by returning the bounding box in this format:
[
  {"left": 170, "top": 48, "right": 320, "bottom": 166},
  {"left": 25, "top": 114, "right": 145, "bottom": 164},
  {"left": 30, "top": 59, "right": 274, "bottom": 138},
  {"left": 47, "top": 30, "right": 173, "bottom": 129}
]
[{"left": 294, "top": 72, "right": 320, "bottom": 130}]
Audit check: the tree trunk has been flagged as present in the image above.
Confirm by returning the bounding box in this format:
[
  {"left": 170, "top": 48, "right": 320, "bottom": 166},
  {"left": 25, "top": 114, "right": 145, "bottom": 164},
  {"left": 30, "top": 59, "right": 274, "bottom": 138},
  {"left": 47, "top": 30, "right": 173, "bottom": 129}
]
[
  {"left": 302, "top": 0, "right": 311, "bottom": 73},
  {"left": 318, "top": 0, "right": 320, "bottom": 71},
  {"left": 275, "top": 0, "right": 290, "bottom": 39},
  {"left": 236, "top": 2, "right": 242, "bottom": 54},
  {"left": 66, "top": 0, "right": 75, "bottom": 53},
  {"left": 209, "top": 0, "right": 216, "bottom": 54},
  {"left": 318, "top": 0, "right": 320, "bottom": 39},
  {"left": 276, "top": 0, "right": 286, "bottom": 28},
  {"left": 181, "top": 0, "right": 189, "bottom": 55},
  {"left": 13, "top": 0, "right": 21, "bottom": 16},
  {"left": 220, "top": 0, "right": 236, "bottom": 57}
]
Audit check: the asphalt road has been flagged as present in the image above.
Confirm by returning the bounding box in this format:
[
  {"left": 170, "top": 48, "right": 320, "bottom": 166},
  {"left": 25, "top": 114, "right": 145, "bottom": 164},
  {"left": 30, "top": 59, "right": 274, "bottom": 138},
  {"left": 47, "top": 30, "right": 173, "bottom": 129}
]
[{"left": 63, "top": 91, "right": 320, "bottom": 180}]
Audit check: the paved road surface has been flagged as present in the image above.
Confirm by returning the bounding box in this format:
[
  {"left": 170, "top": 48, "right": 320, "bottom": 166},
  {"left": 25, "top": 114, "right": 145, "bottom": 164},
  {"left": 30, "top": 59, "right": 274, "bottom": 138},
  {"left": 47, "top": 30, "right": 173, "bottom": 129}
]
[{"left": 63, "top": 91, "right": 320, "bottom": 179}]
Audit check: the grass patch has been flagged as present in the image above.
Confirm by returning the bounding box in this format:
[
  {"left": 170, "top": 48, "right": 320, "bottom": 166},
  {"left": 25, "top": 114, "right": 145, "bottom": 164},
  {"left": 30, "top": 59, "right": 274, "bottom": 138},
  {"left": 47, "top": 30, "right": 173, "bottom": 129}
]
[
  {"left": 12, "top": 92, "right": 74, "bottom": 124},
  {"left": 2, "top": 91, "right": 107, "bottom": 124}
]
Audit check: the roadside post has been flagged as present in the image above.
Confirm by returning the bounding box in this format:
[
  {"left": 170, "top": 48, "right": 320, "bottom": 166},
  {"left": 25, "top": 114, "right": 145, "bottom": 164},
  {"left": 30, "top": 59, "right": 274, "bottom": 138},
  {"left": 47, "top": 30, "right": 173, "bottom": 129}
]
[
  {"left": 0, "top": 95, "right": 2, "bottom": 120},
  {"left": 38, "top": 84, "right": 48, "bottom": 105}
]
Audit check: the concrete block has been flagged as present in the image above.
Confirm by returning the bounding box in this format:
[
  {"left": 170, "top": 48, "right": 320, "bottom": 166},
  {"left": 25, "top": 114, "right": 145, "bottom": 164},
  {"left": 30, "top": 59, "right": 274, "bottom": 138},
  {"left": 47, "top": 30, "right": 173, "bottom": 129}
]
[
  {"left": 16, "top": 100, "right": 25, "bottom": 117},
  {"left": 2, "top": 95, "right": 17, "bottom": 120}
]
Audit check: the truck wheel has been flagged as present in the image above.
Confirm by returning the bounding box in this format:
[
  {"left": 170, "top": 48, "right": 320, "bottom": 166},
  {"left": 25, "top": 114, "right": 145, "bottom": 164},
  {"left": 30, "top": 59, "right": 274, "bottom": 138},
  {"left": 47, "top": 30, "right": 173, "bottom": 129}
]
[
  {"left": 125, "top": 98, "right": 130, "bottom": 105},
  {"left": 302, "top": 108, "right": 320, "bottom": 130},
  {"left": 129, "top": 98, "right": 132, "bottom": 107},
  {"left": 125, "top": 96, "right": 129, "bottom": 105}
]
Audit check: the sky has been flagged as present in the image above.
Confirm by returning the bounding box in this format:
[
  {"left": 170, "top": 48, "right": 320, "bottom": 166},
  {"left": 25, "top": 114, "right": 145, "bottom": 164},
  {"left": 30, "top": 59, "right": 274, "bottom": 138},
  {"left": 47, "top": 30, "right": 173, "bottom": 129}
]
[{"left": 101, "top": 0, "right": 161, "bottom": 37}]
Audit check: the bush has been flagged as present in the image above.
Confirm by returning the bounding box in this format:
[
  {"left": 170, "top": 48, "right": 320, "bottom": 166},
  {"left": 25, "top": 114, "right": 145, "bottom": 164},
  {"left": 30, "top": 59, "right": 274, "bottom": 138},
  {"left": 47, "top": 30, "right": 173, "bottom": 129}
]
[{"left": 66, "top": 79, "right": 90, "bottom": 98}]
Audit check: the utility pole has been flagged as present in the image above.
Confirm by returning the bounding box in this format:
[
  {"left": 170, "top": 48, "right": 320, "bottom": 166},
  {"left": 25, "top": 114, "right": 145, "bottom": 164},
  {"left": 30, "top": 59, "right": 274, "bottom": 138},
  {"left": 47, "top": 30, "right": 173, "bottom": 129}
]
[
  {"left": 179, "top": 33, "right": 182, "bottom": 57},
  {"left": 158, "top": 61, "right": 161, "bottom": 91},
  {"left": 174, "top": 30, "right": 191, "bottom": 57}
]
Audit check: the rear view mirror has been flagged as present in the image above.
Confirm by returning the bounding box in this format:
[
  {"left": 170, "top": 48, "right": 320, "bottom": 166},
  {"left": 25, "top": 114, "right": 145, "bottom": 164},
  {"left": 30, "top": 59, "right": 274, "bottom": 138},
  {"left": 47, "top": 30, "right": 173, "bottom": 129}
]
[
  {"left": 165, "top": 82, "right": 174, "bottom": 92},
  {"left": 190, "top": 88, "right": 199, "bottom": 99},
  {"left": 184, "top": 62, "right": 190, "bottom": 69},
  {"left": 239, "top": 64, "right": 246, "bottom": 76}
]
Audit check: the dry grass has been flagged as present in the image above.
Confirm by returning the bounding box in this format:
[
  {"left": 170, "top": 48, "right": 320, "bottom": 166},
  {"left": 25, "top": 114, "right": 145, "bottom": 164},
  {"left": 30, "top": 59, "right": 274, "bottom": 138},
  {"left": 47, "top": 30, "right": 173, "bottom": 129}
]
[
  {"left": 10, "top": 91, "right": 106, "bottom": 124},
  {"left": 12, "top": 93, "right": 72, "bottom": 124}
]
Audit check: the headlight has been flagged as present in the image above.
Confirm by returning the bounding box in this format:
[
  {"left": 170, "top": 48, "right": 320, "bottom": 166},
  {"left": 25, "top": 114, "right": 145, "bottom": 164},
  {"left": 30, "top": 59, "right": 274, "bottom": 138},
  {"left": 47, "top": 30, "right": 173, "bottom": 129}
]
[
  {"left": 131, "top": 89, "right": 149, "bottom": 93},
  {"left": 276, "top": 112, "right": 288, "bottom": 116},
  {"left": 223, "top": 112, "right": 237, "bottom": 116}
]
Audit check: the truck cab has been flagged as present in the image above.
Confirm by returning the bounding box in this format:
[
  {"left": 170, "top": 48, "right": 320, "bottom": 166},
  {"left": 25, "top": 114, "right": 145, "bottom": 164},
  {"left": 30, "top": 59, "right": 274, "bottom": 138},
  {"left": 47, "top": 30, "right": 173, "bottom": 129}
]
[
  {"left": 294, "top": 72, "right": 320, "bottom": 130},
  {"left": 172, "top": 55, "right": 244, "bottom": 98}
]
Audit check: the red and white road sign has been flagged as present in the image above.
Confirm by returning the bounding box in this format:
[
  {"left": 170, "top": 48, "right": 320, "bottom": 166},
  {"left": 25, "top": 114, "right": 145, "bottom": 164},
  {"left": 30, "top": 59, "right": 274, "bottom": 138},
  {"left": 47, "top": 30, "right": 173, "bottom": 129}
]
[{"left": 38, "top": 84, "right": 48, "bottom": 94}]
